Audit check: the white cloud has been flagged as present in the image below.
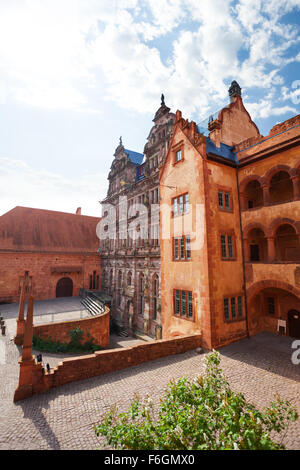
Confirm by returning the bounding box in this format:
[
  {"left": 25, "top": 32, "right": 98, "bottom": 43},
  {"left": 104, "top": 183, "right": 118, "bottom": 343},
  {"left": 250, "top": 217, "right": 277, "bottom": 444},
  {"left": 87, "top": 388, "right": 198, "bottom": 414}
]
[
  {"left": 0, "top": 157, "right": 106, "bottom": 217},
  {"left": 0, "top": 0, "right": 299, "bottom": 119}
]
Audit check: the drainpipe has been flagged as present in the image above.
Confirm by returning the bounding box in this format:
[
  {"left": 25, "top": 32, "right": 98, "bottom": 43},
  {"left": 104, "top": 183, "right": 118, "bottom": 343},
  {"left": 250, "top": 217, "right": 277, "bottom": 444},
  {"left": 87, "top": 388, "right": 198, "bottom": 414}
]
[{"left": 236, "top": 168, "right": 250, "bottom": 339}]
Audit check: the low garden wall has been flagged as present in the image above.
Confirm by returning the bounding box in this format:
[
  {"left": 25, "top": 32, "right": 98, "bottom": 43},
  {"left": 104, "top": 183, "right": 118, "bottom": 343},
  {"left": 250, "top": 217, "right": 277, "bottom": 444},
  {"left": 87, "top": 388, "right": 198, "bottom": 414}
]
[
  {"left": 33, "top": 308, "right": 110, "bottom": 348},
  {"left": 14, "top": 333, "right": 202, "bottom": 401}
]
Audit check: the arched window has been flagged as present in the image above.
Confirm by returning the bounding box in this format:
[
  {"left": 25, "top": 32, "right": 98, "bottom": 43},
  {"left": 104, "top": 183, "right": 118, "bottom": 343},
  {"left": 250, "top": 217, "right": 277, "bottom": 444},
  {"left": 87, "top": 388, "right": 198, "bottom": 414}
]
[
  {"left": 247, "top": 228, "right": 267, "bottom": 262},
  {"left": 275, "top": 224, "right": 300, "bottom": 261},
  {"left": 269, "top": 171, "right": 293, "bottom": 204},
  {"left": 244, "top": 180, "right": 263, "bottom": 209},
  {"left": 127, "top": 271, "right": 132, "bottom": 286}
]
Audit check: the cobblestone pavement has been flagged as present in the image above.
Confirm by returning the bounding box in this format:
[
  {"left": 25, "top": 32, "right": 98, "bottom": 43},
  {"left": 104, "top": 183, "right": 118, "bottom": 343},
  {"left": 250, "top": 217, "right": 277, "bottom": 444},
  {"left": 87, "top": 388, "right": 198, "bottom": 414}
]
[{"left": 0, "top": 316, "right": 299, "bottom": 450}]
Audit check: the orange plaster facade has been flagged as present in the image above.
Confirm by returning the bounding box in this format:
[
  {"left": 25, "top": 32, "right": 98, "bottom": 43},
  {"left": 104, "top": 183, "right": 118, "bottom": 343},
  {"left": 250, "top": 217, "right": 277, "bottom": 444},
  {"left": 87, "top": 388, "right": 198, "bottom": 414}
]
[{"left": 160, "top": 82, "right": 300, "bottom": 349}]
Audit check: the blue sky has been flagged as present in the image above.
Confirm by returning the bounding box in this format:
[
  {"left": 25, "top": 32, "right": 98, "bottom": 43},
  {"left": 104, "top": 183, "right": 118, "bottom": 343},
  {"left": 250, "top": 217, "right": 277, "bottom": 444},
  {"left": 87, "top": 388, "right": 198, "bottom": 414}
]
[{"left": 0, "top": 0, "right": 299, "bottom": 217}]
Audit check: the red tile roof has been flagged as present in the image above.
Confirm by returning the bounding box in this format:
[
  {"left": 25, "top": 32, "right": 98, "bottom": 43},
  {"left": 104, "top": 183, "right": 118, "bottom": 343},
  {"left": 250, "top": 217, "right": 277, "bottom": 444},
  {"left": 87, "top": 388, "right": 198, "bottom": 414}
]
[{"left": 0, "top": 206, "right": 101, "bottom": 253}]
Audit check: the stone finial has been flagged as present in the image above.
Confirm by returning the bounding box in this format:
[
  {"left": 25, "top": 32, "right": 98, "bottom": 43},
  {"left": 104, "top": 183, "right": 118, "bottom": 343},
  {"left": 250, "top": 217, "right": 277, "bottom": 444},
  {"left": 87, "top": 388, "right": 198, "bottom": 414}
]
[
  {"left": 228, "top": 80, "right": 242, "bottom": 103},
  {"left": 119, "top": 136, "right": 123, "bottom": 146},
  {"left": 76, "top": 207, "right": 81, "bottom": 215},
  {"left": 161, "top": 94, "right": 165, "bottom": 106}
]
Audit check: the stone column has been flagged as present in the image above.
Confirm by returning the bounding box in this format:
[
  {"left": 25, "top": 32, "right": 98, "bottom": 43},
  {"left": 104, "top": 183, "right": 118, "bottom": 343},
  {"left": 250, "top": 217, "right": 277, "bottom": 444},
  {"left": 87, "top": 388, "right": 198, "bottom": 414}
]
[
  {"left": 267, "top": 237, "right": 276, "bottom": 263},
  {"left": 14, "top": 296, "right": 36, "bottom": 402},
  {"left": 292, "top": 176, "right": 300, "bottom": 200},
  {"left": 14, "top": 280, "right": 26, "bottom": 345},
  {"left": 262, "top": 185, "right": 269, "bottom": 206}
]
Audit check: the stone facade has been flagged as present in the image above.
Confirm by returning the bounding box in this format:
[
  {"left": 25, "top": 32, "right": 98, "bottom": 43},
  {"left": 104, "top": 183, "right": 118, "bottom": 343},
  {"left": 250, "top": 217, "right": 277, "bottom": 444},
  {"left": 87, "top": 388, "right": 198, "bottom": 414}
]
[
  {"left": 0, "top": 206, "right": 101, "bottom": 303},
  {"left": 160, "top": 82, "right": 300, "bottom": 349},
  {"left": 99, "top": 97, "right": 175, "bottom": 338}
]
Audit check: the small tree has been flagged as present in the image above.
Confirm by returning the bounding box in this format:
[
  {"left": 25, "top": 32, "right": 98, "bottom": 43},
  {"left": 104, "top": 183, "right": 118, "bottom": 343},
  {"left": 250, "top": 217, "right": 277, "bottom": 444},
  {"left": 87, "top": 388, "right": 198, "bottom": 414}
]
[{"left": 95, "top": 351, "right": 298, "bottom": 450}]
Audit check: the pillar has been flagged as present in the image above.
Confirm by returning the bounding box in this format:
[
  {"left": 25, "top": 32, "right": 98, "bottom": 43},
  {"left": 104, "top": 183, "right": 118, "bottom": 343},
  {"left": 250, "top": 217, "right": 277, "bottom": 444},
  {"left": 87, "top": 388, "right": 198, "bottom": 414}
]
[
  {"left": 292, "top": 176, "right": 300, "bottom": 200},
  {"left": 14, "top": 280, "right": 26, "bottom": 345},
  {"left": 262, "top": 185, "right": 269, "bottom": 206},
  {"left": 267, "top": 237, "right": 276, "bottom": 262},
  {"left": 14, "top": 296, "right": 36, "bottom": 402}
]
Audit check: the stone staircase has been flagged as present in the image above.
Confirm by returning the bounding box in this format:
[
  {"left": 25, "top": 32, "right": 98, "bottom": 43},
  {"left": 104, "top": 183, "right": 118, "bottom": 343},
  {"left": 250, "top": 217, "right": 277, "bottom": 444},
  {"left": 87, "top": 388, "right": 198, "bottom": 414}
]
[{"left": 80, "top": 292, "right": 106, "bottom": 317}]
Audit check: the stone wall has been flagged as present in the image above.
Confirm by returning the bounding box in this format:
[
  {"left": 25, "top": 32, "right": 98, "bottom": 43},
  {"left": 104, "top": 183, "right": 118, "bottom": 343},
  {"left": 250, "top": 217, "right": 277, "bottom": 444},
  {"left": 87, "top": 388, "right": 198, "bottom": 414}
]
[
  {"left": 33, "top": 309, "right": 110, "bottom": 348},
  {"left": 14, "top": 334, "right": 202, "bottom": 401}
]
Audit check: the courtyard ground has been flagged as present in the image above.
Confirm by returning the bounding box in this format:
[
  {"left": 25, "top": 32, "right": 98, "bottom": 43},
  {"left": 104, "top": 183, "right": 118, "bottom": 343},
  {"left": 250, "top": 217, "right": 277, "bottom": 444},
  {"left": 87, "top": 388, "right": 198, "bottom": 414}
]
[{"left": 0, "top": 298, "right": 299, "bottom": 450}]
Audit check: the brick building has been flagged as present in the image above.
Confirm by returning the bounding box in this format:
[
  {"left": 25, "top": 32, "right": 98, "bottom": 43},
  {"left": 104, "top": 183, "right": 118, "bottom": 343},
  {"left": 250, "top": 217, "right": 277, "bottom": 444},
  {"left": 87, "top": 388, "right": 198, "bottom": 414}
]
[
  {"left": 0, "top": 206, "right": 101, "bottom": 303},
  {"left": 160, "top": 81, "right": 300, "bottom": 349},
  {"left": 99, "top": 96, "right": 175, "bottom": 338}
]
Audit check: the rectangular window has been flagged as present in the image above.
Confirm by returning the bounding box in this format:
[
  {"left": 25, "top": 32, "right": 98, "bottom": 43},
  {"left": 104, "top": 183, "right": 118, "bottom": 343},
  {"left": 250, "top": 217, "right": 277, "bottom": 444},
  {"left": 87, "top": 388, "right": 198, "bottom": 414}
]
[
  {"left": 178, "top": 195, "right": 184, "bottom": 215},
  {"left": 174, "top": 238, "right": 179, "bottom": 260},
  {"left": 176, "top": 149, "right": 182, "bottom": 162},
  {"left": 175, "top": 290, "right": 180, "bottom": 315},
  {"left": 188, "top": 292, "right": 193, "bottom": 318},
  {"left": 173, "top": 236, "right": 191, "bottom": 261},
  {"left": 228, "top": 235, "right": 233, "bottom": 258},
  {"left": 173, "top": 290, "right": 194, "bottom": 320},
  {"left": 181, "top": 291, "right": 186, "bottom": 316},
  {"left": 221, "top": 235, "right": 227, "bottom": 258},
  {"left": 180, "top": 237, "right": 185, "bottom": 259},
  {"left": 186, "top": 237, "right": 191, "bottom": 260},
  {"left": 221, "top": 234, "right": 235, "bottom": 260},
  {"left": 224, "top": 298, "right": 230, "bottom": 320},
  {"left": 231, "top": 297, "right": 236, "bottom": 319},
  {"left": 218, "top": 191, "right": 224, "bottom": 208},
  {"left": 184, "top": 193, "right": 189, "bottom": 213},
  {"left": 218, "top": 189, "right": 232, "bottom": 212},
  {"left": 172, "top": 193, "right": 189, "bottom": 217}
]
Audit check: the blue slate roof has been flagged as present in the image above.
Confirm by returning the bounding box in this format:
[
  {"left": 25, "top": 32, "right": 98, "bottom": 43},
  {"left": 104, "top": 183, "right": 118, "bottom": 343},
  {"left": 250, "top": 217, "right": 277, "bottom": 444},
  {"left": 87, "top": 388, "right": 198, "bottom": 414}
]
[
  {"left": 124, "top": 148, "right": 144, "bottom": 165},
  {"left": 206, "top": 137, "right": 238, "bottom": 164}
]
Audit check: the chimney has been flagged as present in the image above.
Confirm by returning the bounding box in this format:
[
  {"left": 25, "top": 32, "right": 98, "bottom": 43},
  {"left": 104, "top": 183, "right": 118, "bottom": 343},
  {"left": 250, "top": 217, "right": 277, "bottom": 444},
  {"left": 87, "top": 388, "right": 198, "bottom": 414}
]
[
  {"left": 76, "top": 207, "right": 81, "bottom": 215},
  {"left": 228, "top": 80, "right": 242, "bottom": 103}
]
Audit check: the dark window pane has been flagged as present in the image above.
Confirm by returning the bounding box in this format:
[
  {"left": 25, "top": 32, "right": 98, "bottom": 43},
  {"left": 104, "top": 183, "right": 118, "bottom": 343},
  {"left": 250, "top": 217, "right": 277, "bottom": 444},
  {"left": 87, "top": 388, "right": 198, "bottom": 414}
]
[
  {"left": 180, "top": 238, "right": 185, "bottom": 259},
  {"left": 181, "top": 291, "right": 186, "bottom": 316},
  {"left": 188, "top": 292, "right": 193, "bottom": 318},
  {"left": 250, "top": 244, "right": 260, "bottom": 261},
  {"left": 221, "top": 235, "right": 227, "bottom": 258},
  {"left": 218, "top": 191, "right": 224, "bottom": 208},
  {"left": 174, "top": 238, "right": 179, "bottom": 260},
  {"left": 224, "top": 298, "right": 230, "bottom": 320},
  {"left": 175, "top": 290, "right": 180, "bottom": 315},
  {"left": 231, "top": 297, "right": 236, "bottom": 318},
  {"left": 238, "top": 296, "right": 243, "bottom": 317},
  {"left": 267, "top": 297, "right": 275, "bottom": 315},
  {"left": 225, "top": 192, "right": 230, "bottom": 210},
  {"left": 228, "top": 236, "right": 233, "bottom": 258}
]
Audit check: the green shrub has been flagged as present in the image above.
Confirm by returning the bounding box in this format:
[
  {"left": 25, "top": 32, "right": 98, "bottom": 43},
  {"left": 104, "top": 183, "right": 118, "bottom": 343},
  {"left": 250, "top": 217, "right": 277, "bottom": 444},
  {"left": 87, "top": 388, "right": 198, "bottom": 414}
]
[
  {"left": 32, "top": 333, "right": 102, "bottom": 354},
  {"left": 95, "top": 351, "right": 298, "bottom": 450}
]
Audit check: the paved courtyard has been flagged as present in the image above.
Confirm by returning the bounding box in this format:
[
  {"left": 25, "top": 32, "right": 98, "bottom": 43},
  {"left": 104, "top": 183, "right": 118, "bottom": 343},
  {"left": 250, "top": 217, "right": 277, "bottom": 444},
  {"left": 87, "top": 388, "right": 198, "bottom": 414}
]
[{"left": 0, "top": 301, "right": 299, "bottom": 450}]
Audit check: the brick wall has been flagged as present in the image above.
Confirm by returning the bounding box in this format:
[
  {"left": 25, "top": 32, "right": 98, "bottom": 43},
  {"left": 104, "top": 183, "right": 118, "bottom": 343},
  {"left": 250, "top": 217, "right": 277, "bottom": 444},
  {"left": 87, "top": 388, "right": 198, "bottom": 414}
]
[
  {"left": 14, "top": 334, "right": 202, "bottom": 401},
  {"left": 0, "top": 252, "right": 100, "bottom": 303},
  {"left": 33, "top": 309, "right": 110, "bottom": 348}
]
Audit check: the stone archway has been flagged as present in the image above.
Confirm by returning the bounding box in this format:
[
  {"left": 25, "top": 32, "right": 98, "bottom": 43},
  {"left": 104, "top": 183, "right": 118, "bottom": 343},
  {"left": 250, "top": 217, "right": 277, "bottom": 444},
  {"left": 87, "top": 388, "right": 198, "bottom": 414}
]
[{"left": 56, "top": 277, "right": 73, "bottom": 298}]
